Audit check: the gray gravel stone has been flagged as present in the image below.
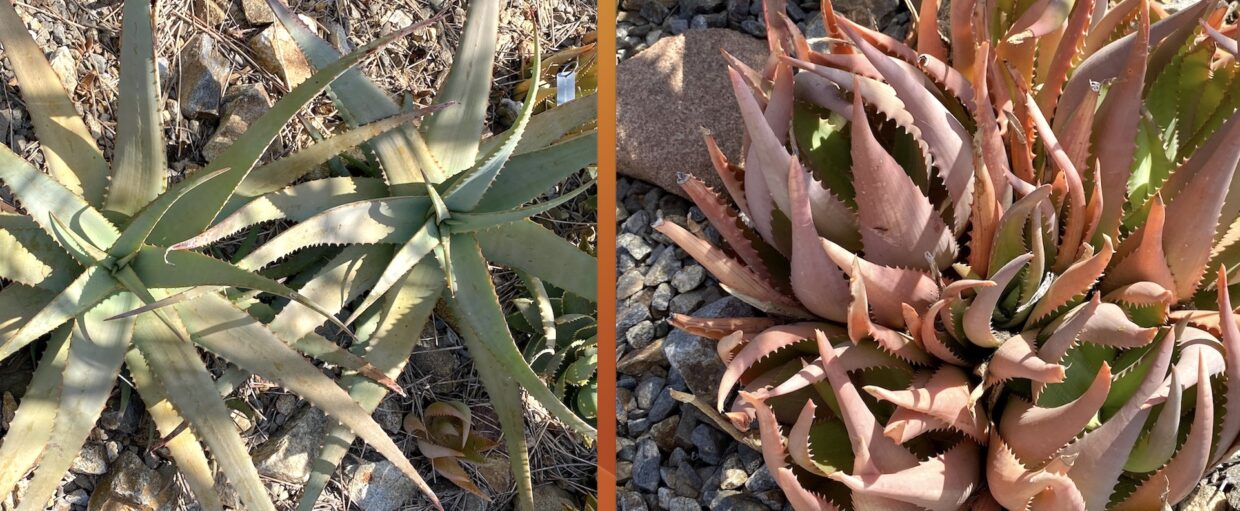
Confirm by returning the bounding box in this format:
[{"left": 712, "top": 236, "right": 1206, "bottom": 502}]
[
  {"left": 647, "top": 388, "right": 678, "bottom": 422},
  {"left": 627, "top": 320, "right": 657, "bottom": 348},
  {"left": 669, "top": 17, "right": 690, "bottom": 34},
  {"left": 203, "top": 83, "right": 271, "bottom": 160},
  {"left": 618, "top": 269, "right": 647, "bottom": 300},
  {"left": 719, "top": 455, "right": 748, "bottom": 490},
  {"left": 669, "top": 288, "right": 707, "bottom": 315},
  {"left": 620, "top": 490, "right": 650, "bottom": 511},
  {"left": 671, "top": 462, "right": 702, "bottom": 498},
  {"left": 622, "top": 209, "right": 651, "bottom": 234},
  {"left": 48, "top": 47, "right": 77, "bottom": 94},
  {"left": 618, "top": 301, "right": 652, "bottom": 336},
  {"left": 636, "top": 376, "right": 666, "bottom": 409},
  {"left": 619, "top": 233, "right": 654, "bottom": 260},
  {"left": 740, "top": 18, "right": 765, "bottom": 36},
  {"left": 652, "top": 283, "right": 674, "bottom": 311},
  {"left": 745, "top": 466, "right": 778, "bottom": 493},
  {"left": 71, "top": 444, "right": 108, "bottom": 475},
  {"left": 88, "top": 451, "right": 176, "bottom": 510},
  {"left": 633, "top": 439, "right": 662, "bottom": 492},
  {"left": 641, "top": 0, "right": 670, "bottom": 24},
  {"left": 691, "top": 424, "right": 726, "bottom": 464},
  {"left": 671, "top": 264, "right": 706, "bottom": 292}
]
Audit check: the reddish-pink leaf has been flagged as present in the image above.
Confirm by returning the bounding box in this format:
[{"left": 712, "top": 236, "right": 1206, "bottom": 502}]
[
  {"left": 847, "top": 80, "right": 955, "bottom": 270},
  {"left": 1091, "top": 0, "right": 1149, "bottom": 242},
  {"left": 788, "top": 160, "right": 851, "bottom": 322},
  {"left": 998, "top": 362, "right": 1111, "bottom": 464},
  {"left": 815, "top": 330, "right": 920, "bottom": 474},
  {"left": 1061, "top": 329, "right": 1173, "bottom": 510},
  {"left": 865, "top": 365, "right": 988, "bottom": 441},
  {"left": 1113, "top": 350, "right": 1213, "bottom": 510},
  {"left": 840, "top": 22, "right": 975, "bottom": 232},
  {"left": 1159, "top": 108, "right": 1240, "bottom": 299},
  {"left": 740, "top": 392, "right": 843, "bottom": 511},
  {"left": 830, "top": 441, "right": 980, "bottom": 511}
]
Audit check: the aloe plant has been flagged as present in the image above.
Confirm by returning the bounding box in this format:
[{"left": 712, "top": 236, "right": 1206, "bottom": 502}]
[
  {"left": 165, "top": 1, "right": 599, "bottom": 509},
  {"left": 0, "top": 0, "right": 476, "bottom": 509},
  {"left": 660, "top": 0, "right": 1240, "bottom": 508},
  {"left": 508, "top": 275, "right": 599, "bottom": 423},
  {"left": 404, "top": 401, "right": 498, "bottom": 499}
]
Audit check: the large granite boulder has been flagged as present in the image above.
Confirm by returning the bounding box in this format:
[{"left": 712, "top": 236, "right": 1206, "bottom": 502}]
[{"left": 617, "top": 29, "right": 767, "bottom": 197}]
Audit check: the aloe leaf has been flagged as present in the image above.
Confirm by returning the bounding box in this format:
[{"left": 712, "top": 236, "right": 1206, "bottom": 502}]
[
  {"left": 479, "top": 95, "right": 598, "bottom": 157},
  {"left": 131, "top": 313, "right": 277, "bottom": 511},
  {"left": 297, "top": 260, "right": 443, "bottom": 510},
  {"left": 130, "top": 248, "right": 349, "bottom": 332},
  {"left": 449, "top": 316, "right": 537, "bottom": 511},
  {"left": 0, "top": 0, "right": 109, "bottom": 205},
  {"left": 178, "top": 177, "right": 390, "bottom": 250},
  {"left": 444, "top": 234, "right": 596, "bottom": 438},
  {"left": 442, "top": 44, "right": 541, "bottom": 211},
  {"left": 0, "top": 213, "right": 79, "bottom": 289},
  {"left": 17, "top": 293, "right": 137, "bottom": 511},
  {"left": 476, "top": 219, "right": 597, "bottom": 301},
  {"left": 0, "top": 143, "right": 120, "bottom": 251},
  {"left": 0, "top": 325, "right": 70, "bottom": 502},
  {"left": 446, "top": 179, "right": 595, "bottom": 233},
  {"left": 266, "top": 0, "right": 445, "bottom": 185},
  {"left": 234, "top": 107, "right": 446, "bottom": 203},
  {"left": 476, "top": 132, "right": 597, "bottom": 211},
  {"left": 344, "top": 222, "right": 440, "bottom": 325},
  {"left": 290, "top": 332, "right": 402, "bottom": 394},
  {"left": 231, "top": 197, "right": 430, "bottom": 270},
  {"left": 267, "top": 244, "right": 390, "bottom": 344},
  {"left": 517, "top": 270, "right": 557, "bottom": 350},
  {"left": 0, "top": 284, "right": 57, "bottom": 345},
  {"left": 0, "top": 266, "right": 119, "bottom": 362},
  {"left": 47, "top": 212, "right": 109, "bottom": 266},
  {"left": 421, "top": 0, "right": 502, "bottom": 175},
  {"left": 104, "top": 0, "right": 166, "bottom": 217},
  {"left": 124, "top": 348, "right": 224, "bottom": 511},
  {"left": 175, "top": 292, "right": 442, "bottom": 509},
  {"left": 146, "top": 22, "right": 427, "bottom": 246}
]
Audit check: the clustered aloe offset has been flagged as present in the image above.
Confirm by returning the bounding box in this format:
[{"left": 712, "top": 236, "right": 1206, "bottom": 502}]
[
  {"left": 661, "top": 0, "right": 1240, "bottom": 508},
  {"left": 509, "top": 276, "right": 600, "bottom": 422},
  {"left": 0, "top": 0, "right": 596, "bottom": 509}
]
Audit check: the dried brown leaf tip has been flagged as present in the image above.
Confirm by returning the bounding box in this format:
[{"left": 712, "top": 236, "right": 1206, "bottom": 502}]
[{"left": 664, "top": 0, "right": 1240, "bottom": 508}]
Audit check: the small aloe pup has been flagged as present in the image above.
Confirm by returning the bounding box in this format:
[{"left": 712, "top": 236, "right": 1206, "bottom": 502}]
[
  {"left": 660, "top": 0, "right": 1240, "bottom": 508},
  {"left": 168, "top": 1, "right": 599, "bottom": 508},
  {"left": 0, "top": 0, "right": 457, "bottom": 509}
]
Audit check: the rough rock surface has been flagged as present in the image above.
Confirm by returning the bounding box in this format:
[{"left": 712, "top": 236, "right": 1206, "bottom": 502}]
[
  {"left": 346, "top": 461, "right": 418, "bottom": 511},
  {"left": 177, "top": 34, "right": 230, "bottom": 120},
  {"left": 249, "top": 18, "right": 314, "bottom": 88},
  {"left": 86, "top": 451, "right": 177, "bottom": 511},
  {"left": 616, "top": 29, "right": 767, "bottom": 199},
  {"left": 202, "top": 83, "right": 272, "bottom": 161},
  {"left": 252, "top": 407, "right": 329, "bottom": 483}
]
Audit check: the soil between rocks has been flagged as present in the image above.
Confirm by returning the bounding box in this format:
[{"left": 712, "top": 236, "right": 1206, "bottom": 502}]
[{"left": 0, "top": 1, "right": 598, "bottom": 510}]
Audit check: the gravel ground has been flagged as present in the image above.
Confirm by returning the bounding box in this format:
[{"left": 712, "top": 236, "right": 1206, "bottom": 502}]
[
  {"left": 616, "top": 177, "right": 785, "bottom": 511},
  {"left": 0, "top": 1, "right": 596, "bottom": 510}
]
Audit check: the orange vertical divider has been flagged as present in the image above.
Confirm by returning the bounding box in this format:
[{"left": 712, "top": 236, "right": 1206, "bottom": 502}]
[{"left": 596, "top": 0, "right": 618, "bottom": 508}]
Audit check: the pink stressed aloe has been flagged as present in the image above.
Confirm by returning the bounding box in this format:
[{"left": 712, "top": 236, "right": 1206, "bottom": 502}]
[{"left": 659, "top": 0, "right": 1240, "bottom": 508}]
